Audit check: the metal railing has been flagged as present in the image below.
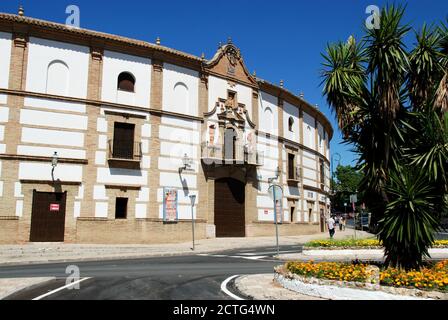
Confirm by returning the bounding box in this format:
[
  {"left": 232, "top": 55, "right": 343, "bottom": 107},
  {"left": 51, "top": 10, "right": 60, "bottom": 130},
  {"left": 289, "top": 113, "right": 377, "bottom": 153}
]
[
  {"left": 108, "top": 140, "right": 142, "bottom": 161},
  {"left": 201, "top": 142, "right": 264, "bottom": 166}
]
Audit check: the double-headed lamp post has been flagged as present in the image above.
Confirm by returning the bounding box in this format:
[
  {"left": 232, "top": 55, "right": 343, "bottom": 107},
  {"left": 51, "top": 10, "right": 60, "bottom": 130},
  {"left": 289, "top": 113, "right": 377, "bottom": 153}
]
[
  {"left": 189, "top": 194, "right": 196, "bottom": 251},
  {"left": 179, "top": 154, "right": 192, "bottom": 174},
  {"left": 179, "top": 153, "right": 195, "bottom": 250},
  {"left": 268, "top": 166, "right": 281, "bottom": 256}
]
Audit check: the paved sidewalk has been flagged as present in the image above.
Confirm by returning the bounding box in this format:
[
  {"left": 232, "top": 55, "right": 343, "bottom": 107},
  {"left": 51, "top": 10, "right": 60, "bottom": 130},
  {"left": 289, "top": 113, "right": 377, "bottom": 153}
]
[
  {"left": 0, "top": 229, "right": 372, "bottom": 266},
  {"left": 235, "top": 274, "right": 324, "bottom": 300},
  {"left": 0, "top": 277, "right": 55, "bottom": 300}
]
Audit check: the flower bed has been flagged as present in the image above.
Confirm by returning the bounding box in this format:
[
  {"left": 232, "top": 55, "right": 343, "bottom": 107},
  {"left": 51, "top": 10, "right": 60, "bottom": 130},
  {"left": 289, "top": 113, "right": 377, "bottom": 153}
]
[
  {"left": 286, "top": 261, "right": 375, "bottom": 283},
  {"left": 285, "top": 260, "right": 448, "bottom": 293},
  {"left": 304, "top": 239, "right": 448, "bottom": 249},
  {"left": 380, "top": 260, "right": 448, "bottom": 292}
]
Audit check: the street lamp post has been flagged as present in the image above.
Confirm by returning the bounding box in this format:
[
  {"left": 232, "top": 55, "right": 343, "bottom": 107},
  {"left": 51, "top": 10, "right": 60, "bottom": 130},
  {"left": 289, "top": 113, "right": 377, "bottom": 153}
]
[
  {"left": 179, "top": 153, "right": 192, "bottom": 174},
  {"left": 330, "top": 152, "right": 341, "bottom": 217},
  {"left": 51, "top": 152, "right": 58, "bottom": 181},
  {"left": 178, "top": 154, "right": 195, "bottom": 250},
  {"left": 268, "top": 166, "right": 281, "bottom": 257},
  {"left": 189, "top": 194, "right": 196, "bottom": 251}
]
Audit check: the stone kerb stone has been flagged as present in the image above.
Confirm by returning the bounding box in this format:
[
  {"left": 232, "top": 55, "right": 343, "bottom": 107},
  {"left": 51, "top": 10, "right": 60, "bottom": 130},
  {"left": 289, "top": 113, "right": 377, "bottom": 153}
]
[{"left": 274, "top": 265, "right": 448, "bottom": 300}]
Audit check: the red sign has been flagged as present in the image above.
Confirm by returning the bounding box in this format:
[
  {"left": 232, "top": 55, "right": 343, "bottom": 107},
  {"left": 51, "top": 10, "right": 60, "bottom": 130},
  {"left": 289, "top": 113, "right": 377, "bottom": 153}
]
[{"left": 49, "top": 204, "right": 60, "bottom": 212}]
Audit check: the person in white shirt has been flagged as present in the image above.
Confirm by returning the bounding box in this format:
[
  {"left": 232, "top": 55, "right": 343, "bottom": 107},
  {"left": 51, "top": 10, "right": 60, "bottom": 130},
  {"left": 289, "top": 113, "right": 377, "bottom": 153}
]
[{"left": 327, "top": 216, "right": 336, "bottom": 239}]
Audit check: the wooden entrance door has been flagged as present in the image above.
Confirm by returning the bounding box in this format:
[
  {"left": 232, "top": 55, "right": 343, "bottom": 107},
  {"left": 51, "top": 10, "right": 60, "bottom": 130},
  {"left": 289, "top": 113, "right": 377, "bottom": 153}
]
[
  {"left": 30, "top": 191, "right": 67, "bottom": 242},
  {"left": 214, "top": 178, "right": 245, "bottom": 237}
]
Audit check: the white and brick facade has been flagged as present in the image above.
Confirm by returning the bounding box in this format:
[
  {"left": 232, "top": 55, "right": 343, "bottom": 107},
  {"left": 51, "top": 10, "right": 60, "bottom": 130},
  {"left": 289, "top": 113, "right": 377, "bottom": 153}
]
[{"left": 0, "top": 13, "right": 332, "bottom": 244}]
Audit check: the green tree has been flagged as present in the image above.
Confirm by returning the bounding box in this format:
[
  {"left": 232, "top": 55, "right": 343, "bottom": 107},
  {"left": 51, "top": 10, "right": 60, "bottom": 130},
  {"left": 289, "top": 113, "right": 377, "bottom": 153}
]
[
  {"left": 331, "top": 165, "right": 363, "bottom": 211},
  {"left": 321, "top": 5, "right": 448, "bottom": 270}
]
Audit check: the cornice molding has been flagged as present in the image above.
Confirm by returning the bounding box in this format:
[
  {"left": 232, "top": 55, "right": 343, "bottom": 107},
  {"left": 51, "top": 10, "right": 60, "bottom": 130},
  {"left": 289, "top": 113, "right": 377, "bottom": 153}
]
[{"left": 0, "top": 154, "right": 88, "bottom": 164}]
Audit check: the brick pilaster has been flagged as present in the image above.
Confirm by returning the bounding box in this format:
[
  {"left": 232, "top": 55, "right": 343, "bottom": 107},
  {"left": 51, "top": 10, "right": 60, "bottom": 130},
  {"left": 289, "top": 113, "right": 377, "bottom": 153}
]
[
  {"left": 82, "top": 47, "right": 103, "bottom": 217},
  {"left": 148, "top": 59, "right": 163, "bottom": 218}
]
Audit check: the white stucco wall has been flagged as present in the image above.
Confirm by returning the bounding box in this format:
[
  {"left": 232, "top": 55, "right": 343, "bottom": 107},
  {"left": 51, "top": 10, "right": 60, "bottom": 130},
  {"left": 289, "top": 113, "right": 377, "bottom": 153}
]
[
  {"left": 101, "top": 50, "right": 151, "bottom": 107},
  {"left": 303, "top": 112, "right": 316, "bottom": 149},
  {"left": 24, "top": 97, "right": 86, "bottom": 113},
  {"left": 19, "top": 162, "right": 83, "bottom": 182},
  {"left": 0, "top": 107, "right": 8, "bottom": 122},
  {"left": 0, "top": 32, "right": 12, "bottom": 90},
  {"left": 259, "top": 92, "right": 278, "bottom": 136},
  {"left": 26, "top": 37, "right": 89, "bottom": 98},
  {"left": 97, "top": 168, "right": 148, "bottom": 186},
  {"left": 163, "top": 63, "right": 199, "bottom": 116},
  {"left": 317, "top": 123, "right": 325, "bottom": 155},
  {"left": 20, "top": 109, "right": 88, "bottom": 130},
  {"left": 21, "top": 127, "right": 84, "bottom": 147},
  {"left": 283, "top": 101, "right": 299, "bottom": 142},
  {"left": 17, "top": 145, "right": 86, "bottom": 159}
]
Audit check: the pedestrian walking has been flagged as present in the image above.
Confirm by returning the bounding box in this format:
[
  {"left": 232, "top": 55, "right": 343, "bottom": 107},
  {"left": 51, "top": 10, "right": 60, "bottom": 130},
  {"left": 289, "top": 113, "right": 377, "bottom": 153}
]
[
  {"left": 339, "top": 215, "right": 343, "bottom": 231},
  {"left": 327, "top": 216, "right": 336, "bottom": 239}
]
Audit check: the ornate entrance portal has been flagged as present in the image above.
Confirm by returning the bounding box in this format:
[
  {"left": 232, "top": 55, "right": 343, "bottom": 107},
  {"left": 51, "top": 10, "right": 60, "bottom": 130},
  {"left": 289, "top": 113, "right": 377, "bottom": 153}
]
[{"left": 214, "top": 178, "right": 245, "bottom": 237}]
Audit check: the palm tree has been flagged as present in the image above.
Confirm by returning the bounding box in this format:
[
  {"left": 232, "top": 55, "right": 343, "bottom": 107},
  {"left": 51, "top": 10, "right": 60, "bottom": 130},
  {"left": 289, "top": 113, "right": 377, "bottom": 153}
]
[{"left": 321, "top": 5, "right": 448, "bottom": 270}]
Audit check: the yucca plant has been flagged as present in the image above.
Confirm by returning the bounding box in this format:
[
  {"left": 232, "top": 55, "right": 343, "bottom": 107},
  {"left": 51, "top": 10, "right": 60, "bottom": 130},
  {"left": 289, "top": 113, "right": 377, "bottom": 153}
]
[
  {"left": 321, "top": 5, "right": 448, "bottom": 270},
  {"left": 379, "top": 169, "right": 440, "bottom": 269}
]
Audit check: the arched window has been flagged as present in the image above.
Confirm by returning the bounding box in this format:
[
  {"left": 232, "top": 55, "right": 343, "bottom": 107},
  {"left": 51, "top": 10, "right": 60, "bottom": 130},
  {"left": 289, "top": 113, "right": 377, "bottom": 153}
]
[
  {"left": 288, "top": 117, "right": 294, "bottom": 132},
  {"left": 46, "top": 60, "right": 69, "bottom": 96},
  {"left": 117, "top": 72, "right": 135, "bottom": 92},
  {"left": 263, "top": 107, "right": 273, "bottom": 131},
  {"left": 173, "top": 82, "right": 189, "bottom": 114}
]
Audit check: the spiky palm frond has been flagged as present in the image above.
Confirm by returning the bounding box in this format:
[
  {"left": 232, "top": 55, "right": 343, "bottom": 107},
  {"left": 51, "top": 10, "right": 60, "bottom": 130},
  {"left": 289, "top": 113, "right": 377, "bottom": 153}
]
[
  {"left": 365, "top": 5, "right": 410, "bottom": 122},
  {"left": 378, "top": 169, "right": 441, "bottom": 270},
  {"left": 408, "top": 24, "right": 444, "bottom": 109},
  {"left": 321, "top": 38, "right": 367, "bottom": 137},
  {"left": 435, "top": 20, "right": 448, "bottom": 112}
]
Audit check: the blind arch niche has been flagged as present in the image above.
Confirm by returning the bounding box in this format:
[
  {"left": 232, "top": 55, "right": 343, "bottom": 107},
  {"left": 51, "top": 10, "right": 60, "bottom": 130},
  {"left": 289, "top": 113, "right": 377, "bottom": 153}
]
[{"left": 46, "top": 60, "right": 69, "bottom": 96}]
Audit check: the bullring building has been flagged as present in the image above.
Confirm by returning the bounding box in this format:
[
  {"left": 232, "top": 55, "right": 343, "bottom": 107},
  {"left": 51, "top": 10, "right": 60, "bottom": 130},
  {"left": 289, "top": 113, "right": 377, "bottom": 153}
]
[{"left": 0, "top": 11, "right": 332, "bottom": 244}]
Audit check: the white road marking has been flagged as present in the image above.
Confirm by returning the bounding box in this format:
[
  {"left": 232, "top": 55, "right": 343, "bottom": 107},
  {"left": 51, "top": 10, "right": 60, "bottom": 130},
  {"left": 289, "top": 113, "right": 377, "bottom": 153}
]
[
  {"left": 221, "top": 275, "right": 244, "bottom": 300},
  {"left": 239, "top": 250, "right": 298, "bottom": 256},
  {"left": 32, "top": 277, "right": 91, "bottom": 300},
  {"left": 241, "top": 256, "right": 268, "bottom": 260},
  {"left": 199, "top": 253, "right": 286, "bottom": 260}
]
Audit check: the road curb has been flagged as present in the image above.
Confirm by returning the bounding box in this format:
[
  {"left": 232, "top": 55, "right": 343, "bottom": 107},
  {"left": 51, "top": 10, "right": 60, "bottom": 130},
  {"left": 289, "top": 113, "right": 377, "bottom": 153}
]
[
  {"left": 0, "top": 245, "right": 289, "bottom": 267},
  {"left": 0, "top": 277, "right": 56, "bottom": 300}
]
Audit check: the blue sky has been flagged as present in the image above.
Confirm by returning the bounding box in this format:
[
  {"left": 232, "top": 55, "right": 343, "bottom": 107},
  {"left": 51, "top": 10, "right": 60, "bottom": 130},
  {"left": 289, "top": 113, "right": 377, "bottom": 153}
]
[{"left": 1, "top": 0, "right": 447, "bottom": 167}]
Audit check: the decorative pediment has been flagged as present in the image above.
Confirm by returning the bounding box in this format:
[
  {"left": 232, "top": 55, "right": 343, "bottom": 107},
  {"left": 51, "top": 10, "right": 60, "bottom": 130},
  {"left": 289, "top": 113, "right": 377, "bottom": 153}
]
[
  {"left": 205, "top": 43, "right": 258, "bottom": 87},
  {"left": 204, "top": 97, "right": 256, "bottom": 130},
  {"left": 216, "top": 98, "right": 246, "bottom": 123}
]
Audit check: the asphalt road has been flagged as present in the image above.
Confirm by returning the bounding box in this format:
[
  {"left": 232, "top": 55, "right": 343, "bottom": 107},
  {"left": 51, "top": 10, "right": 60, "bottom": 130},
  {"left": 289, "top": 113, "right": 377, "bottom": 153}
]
[{"left": 0, "top": 245, "right": 302, "bottom": 300}]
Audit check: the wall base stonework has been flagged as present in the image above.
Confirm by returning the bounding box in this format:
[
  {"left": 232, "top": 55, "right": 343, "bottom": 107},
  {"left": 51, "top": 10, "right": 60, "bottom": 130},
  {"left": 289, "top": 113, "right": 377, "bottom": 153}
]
[
  {"left": 0, "top": 218, "right": 19, "bottom": 244},
  {"left": 75, "top": 219, "right": 207, "bottom": 244},
  {"left": 246, "top": 222, "right": 320, "bottom": 237}
]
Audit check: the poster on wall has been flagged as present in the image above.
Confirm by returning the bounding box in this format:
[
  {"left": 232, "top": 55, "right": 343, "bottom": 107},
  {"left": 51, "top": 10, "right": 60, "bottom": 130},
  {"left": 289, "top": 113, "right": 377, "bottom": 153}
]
[{"left": 163, "top": 188, "right": 178, "bottom": 222}]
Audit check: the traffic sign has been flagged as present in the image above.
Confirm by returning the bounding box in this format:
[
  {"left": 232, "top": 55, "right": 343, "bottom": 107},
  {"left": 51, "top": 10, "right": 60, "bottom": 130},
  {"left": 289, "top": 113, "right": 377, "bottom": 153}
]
[{"left": 268, "top": 184, "right": 283, "bottom": 201}]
